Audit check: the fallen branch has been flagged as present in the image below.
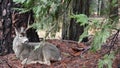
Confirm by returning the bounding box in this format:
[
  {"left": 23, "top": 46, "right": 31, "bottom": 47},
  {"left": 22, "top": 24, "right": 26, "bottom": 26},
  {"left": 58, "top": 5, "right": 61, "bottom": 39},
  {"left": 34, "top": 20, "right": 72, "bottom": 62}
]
[
  {"left": 106, "top": 29, "right": 120, "bottom": 55},
  {"left": 80, "top": 46, "right": 91, "bottom": 57}
]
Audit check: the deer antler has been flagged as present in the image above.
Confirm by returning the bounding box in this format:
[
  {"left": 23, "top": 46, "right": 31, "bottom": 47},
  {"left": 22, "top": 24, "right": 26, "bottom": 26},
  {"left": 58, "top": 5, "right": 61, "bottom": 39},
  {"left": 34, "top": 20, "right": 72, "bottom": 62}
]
[{"left": 25, "top": 14, "right": 32, "bottom": 31}]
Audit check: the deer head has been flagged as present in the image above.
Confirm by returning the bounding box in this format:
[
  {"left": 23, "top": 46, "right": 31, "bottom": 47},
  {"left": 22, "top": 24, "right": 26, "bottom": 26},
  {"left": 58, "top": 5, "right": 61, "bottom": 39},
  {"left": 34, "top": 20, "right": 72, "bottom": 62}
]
[
  {"left": 13, "top": 27, "right": 30, "bottom": 59},
  {"left": 14, "top": 27, "right": 28, "bottom": 44}
]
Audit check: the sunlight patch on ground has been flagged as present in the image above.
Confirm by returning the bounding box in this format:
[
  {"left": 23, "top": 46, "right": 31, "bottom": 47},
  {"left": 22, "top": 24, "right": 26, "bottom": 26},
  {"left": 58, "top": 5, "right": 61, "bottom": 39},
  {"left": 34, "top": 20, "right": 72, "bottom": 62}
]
[{"left": 37, "top": 29, "right": 62, "bottom": 39}]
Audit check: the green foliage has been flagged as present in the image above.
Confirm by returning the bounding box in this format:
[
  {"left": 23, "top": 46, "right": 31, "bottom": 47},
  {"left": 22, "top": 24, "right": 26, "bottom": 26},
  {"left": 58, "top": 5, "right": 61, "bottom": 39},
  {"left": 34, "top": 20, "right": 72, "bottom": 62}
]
[
  {"left": 91, "top": 28, "right": 110, "bottom": 51},
  {"left": 71, "top": 14, "right": 111, "bottom": 51},
  {"left": 91, "top": 20, "right": 111, "bottom": 51},
  {"left": 98, "top": 52, "right": 115, "bottom": 68},
  {"left": 111, "top": 0, "right": 118, "bottom": 8},
  {"left": 71, "top": 1, "right": 118, "bottom": 67},
  {"left": 71, "top": 14, "right": 89, "bottom": 26},
  {"left": 13, "top": 0, "right": 63, "bottom": 38}
]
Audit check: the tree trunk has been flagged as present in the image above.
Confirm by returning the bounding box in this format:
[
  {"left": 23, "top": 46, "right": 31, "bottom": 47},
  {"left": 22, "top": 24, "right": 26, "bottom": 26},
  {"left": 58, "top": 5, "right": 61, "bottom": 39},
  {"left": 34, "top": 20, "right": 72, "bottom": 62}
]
[
  {"left": 62, "top": 0, "right": 89, "bottom": 41},
  {"left": 0, "top": 0, "right": 2, "bottom": 54},
  {"left": 0, "top": 0, "right": 13, "bottom": 55}
]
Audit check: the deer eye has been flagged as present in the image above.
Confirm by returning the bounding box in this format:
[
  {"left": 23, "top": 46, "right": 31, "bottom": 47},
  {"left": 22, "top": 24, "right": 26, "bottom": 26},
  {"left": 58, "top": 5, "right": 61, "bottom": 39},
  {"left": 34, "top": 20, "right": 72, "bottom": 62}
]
[
  {"left": 21, "top": 33, "right": 25, "bottom": 36},
  {"left": 19, "top": 35, "right": 23, "bottom": 37}
]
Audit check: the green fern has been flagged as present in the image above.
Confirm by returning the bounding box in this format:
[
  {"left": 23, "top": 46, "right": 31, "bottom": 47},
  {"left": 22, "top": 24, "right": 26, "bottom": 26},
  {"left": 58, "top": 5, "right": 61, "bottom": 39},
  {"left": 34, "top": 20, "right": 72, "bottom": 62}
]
[
  {"left": 71, "top": 14, "right": 112, "bottom": 51},
  {"left": 98, "top": 52, "right": 115, "bottom": 68}
]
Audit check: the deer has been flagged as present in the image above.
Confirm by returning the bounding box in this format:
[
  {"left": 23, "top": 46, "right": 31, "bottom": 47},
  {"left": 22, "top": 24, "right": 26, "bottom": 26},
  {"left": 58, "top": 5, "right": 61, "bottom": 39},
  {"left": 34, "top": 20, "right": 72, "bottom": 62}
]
[{"left": 12, "top": 27, "right": 61, "bottom": 65}]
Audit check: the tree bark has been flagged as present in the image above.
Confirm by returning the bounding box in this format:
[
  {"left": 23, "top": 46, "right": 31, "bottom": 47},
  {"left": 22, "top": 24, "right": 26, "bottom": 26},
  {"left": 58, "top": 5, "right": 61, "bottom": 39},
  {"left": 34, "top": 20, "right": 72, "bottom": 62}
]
[
  {"left": 0, "top": 0, "right": 2, "bottom": 54},
  {"left": 0, "top": 0, "right": 13, "bottom": 55}
]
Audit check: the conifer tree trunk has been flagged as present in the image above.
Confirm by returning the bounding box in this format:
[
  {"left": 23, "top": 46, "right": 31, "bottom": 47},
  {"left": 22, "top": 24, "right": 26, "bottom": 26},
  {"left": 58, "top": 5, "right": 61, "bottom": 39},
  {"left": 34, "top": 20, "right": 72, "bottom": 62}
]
[
  {"left": 0, "top": 0, "right": 2, "bottom": 54},
  {"left": 0, "top": 0, "right": 13, "bottom": 55},
  {"left": 62, "top": 0, "right": 89, "bottom": 41}
]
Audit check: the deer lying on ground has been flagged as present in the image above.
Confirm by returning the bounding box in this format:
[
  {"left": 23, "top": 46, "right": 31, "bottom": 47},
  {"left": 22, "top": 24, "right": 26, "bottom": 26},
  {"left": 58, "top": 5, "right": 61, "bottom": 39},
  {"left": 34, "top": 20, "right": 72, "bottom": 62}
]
[{"left": 12, "top": 27, "right": 61, "bottom": 65}]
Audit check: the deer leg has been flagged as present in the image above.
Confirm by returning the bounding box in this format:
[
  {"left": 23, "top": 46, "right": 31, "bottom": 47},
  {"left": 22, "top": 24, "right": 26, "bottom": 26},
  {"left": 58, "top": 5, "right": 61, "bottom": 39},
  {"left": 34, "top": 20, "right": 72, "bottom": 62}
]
[{"left": 42, "top": 51, "right": 51, "bottom": 65}]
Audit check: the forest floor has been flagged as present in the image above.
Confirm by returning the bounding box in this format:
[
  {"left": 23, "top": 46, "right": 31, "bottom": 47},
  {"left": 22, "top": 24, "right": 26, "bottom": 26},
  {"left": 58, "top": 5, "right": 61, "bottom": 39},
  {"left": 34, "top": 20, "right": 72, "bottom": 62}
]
[{"left": 0, "top": 38, "right": 120, "bottom": 68}]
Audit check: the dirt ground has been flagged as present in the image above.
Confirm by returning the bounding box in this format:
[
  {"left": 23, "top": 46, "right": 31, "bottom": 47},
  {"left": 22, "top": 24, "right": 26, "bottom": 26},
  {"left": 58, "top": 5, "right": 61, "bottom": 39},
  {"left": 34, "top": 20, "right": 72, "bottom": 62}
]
[{"left": 0, "top": 39, "right": 120, "bottom": 68}]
